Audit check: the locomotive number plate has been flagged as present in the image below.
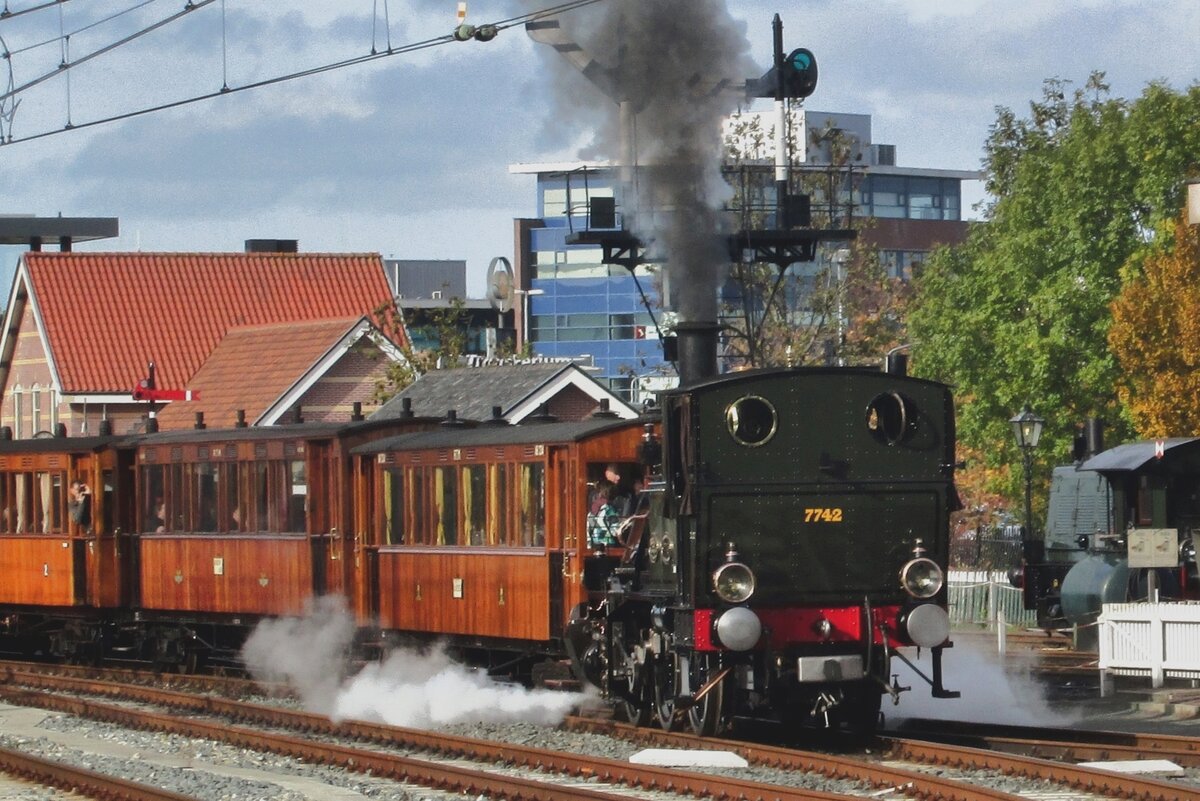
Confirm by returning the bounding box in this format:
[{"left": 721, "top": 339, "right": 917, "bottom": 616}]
[{"left": 804, "top": 507, "right": 843, "bottom": 523}]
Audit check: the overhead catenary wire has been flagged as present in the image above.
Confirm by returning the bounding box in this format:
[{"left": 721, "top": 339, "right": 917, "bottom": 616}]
[
  {"left": 0, "top": 0, "right": 81, "bottom": 24},
  {"left": 1, "top": 0, "right": 216, "bottom": 103},
  {"left": 5, "top": 0, "right": 159, "bottom": 59},
  {"left": 0, "top": 0, "right": 608, "bottom": 147}
]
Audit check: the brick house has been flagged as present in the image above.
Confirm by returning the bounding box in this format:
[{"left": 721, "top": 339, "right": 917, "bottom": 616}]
[{"left": 0, "top": 251, "right": 402, "bottom": 436}]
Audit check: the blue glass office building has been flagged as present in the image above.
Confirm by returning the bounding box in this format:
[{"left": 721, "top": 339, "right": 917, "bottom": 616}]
[{"left": 511, "top": 112, "right": 977, "bottom": 401}]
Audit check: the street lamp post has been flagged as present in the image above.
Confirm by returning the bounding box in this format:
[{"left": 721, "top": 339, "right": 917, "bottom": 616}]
[
  {"left": 1009, "top": 406, "right": 1045, "bottom": 549},
  {"left": 514, "top": 288, "right": 545, "bottom": 352}
]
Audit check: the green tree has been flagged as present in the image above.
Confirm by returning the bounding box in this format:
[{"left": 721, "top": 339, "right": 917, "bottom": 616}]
[
  {"left": 373, "top": 297, "right": 473, "bottom": 402},
  {"left": 908, "top": 74, "right": 1200, "bottom": 508}
]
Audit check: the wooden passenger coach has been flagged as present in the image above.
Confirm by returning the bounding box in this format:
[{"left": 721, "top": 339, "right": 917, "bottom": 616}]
[
  {"left": 353, "top": 418, "right": 648, "bottom": 648},
  {"left": 133, "top": 419, "right": 436, "bottom": 620},
  {"left": 0, "top": 434, "right": 130, "bottom": 610}
]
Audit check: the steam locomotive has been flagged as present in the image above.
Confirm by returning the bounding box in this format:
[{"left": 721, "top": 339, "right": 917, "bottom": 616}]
[
  {"left": 0, "top": 333, "right": 958, "bottom": 734},
  {"left": 566, "top": 329, "right": 959, "bottom": 733}
]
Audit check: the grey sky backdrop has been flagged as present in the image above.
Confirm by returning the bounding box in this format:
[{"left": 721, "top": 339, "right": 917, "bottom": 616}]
[{"left": 0, "top": 0, "right": 1196, "bottom": 296}]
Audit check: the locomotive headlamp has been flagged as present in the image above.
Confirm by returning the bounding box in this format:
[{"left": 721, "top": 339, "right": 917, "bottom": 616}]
[
  {"left": 1182, "top": 537, "right": 1197, "bottom": 563},
  {"left": 713, "top": 545, "right": 755, "bottom": 603},
  {"left": 899, "top": 557, "right": 944, "bottom": 599}
]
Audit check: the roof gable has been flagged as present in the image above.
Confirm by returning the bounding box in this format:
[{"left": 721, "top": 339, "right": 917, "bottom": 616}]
[
  {"left": 153, "top": 317, "right": 400, "bottom": 430},
  {"left": 371, "top": 362, "right": 638, "bottom": 423},
  {"left": 23, "top": 251, "right": 397, "bottom": 394}
]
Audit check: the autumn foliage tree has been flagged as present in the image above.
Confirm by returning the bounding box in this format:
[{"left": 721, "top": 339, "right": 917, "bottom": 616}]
[{"left": 1109, "top": 215, "right": 1200, "bottom": 437}]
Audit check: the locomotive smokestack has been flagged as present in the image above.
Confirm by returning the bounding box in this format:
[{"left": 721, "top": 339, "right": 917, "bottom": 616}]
[
  {"left": 885, "top": 352, "right": 908, "bottom": 376},
  {"left": 674, "top": 321, "right": 720, "bottom": 385},
  {"left": 1085, "top": 417, "right": 1104, "bottom": 458}
]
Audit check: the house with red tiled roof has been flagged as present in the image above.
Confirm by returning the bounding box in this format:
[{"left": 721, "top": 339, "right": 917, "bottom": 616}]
[
  {"left": 153, "top": 317, "right": 402, "bottom": 430},
  {"left": 0, "top": 250, "right": 402, "bottom": 437}
]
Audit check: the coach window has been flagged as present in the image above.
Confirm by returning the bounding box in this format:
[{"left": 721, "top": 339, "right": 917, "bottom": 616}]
[
  {"left": 286, "top": 460, "right": 306, "bottom": 533},
  {"left": 167, "top": 463, "right": 185, "bottom": 532},
  {"left": 382, "top": 467, "right": 404, "bottom": 544},
  {"left": 409, "top": 467, "right": 427, "bottom": 545},
  {"left": 41, "top": 473, "right": 62, "bottom": 533},
  {"left": 225, "top": 464, "right": 242, "bottom": 531},
  {"left": 142, "top": 465, "right": 164, "bottom": 532},
  {"left": 252, "top": 463, "right": 271, "bottom": 531},
  {"left": 488, "top": 463, "right": 508, "bottom": 545},
  {"left": 194, "top": 463, "right": 218, "bottom": 532},
  {"left": 435, "top": 466, "right": 458, "bottom": 545},
  {"left": 13, "top": 473, "right": 31, "bottom": 532},
  {"left": 464, "top": 465, "right": 486, "bottom": 544},
  {"left": 518, "top": 462, "right": 546, "bottom": 547}
]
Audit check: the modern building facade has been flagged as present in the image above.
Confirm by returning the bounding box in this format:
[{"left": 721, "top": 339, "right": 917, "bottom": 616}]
[{"left": 511, "top": 109, "right": 978, "bottom": 401}]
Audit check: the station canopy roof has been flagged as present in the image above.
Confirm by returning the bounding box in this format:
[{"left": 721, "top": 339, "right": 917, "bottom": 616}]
[{"left": 1080, "top": 437, "right": 1200, "bottom": 473}]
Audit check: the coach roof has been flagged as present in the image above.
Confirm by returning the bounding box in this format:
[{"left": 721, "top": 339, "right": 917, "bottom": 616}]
[{"left": 352, "top": 417, "right": 645, "bottom": 455}]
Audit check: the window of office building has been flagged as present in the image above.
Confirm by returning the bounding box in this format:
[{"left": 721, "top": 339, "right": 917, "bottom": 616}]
[
  {"left": 530, "top": 312, "right": 656, "bottom": 343},
  {"left": 541, "top": 183, "right": 615, "bottom": 219},
  {"left": 880, "top": 250, "right": 928, "bottom": 280},
  {"left": 860, "top": 175, "right": 961, "bottom": 221}
]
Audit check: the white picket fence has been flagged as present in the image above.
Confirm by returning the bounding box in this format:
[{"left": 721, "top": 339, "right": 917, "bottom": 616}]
[{"left": 947, "top": 570, "right": 1036, "bottom": 629}]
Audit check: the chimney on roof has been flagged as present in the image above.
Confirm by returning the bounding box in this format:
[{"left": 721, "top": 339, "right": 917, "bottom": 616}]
[
  {"left": 194, "top": 412, "right": 206, "bottom": 430},
  {"left": 235, "top": 409, "right": 247, "bottom": 428},
  {"left": 291, "top": 406, "right": 304, "bottom": 425},
  {"left": 98, "top": 420, "right": 113, "bottom": 437},
  {"left": 351, "top": 401, "right": 364, "bottom": 422},
  {"left": 245, "top": 239, "right": 299, "bottom": 254},
  {"left": 591, "top": 398, "right": 619, "bottom": 419},
  {"left": 399, "top": 397, "right": 414, "bottom": 419}
]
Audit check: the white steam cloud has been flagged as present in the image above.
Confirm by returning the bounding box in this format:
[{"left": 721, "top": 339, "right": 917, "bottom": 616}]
[
  {"left": 241, "top": 597, "right": 590, "bottom": 727},
  {"left": 888, "top": 638, "right": 1080, "bottom": 727}
]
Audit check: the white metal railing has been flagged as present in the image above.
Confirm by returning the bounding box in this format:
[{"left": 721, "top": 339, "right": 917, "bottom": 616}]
[{"left": 947, "top": 570, "right": 1036, "bottom": 629}]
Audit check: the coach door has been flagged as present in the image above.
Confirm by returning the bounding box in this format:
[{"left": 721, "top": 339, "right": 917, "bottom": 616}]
[{"left": 307, "top": 441, "right": 336, "bottom": 597}]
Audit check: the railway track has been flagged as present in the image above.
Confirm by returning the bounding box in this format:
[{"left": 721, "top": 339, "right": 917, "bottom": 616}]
[
  {"left": 560, "top": 715, "right": 1200, "bottom": 801},
  {"left": 0, "top": 742, "right": 200, "bottom": 801},
  {"left": 896, "top": 716, "right": 1200, "bottom": 767},
  {"left": 2, "top": 661, "right": 1198, "bottom": 801}
]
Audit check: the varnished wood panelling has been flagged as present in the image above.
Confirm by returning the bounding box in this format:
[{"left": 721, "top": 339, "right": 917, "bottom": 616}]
[
  {"left": 139, "top": 535, "right": 313, "bottom": 615},
  {"left": 0, "top": 536, "right": 76, "bottom": 606},
  {"left": 87, "top": 536, "right": 124, "bottom": 608},
  {"left": 376, "top": 549, "right": 550, "bottom": 640}
]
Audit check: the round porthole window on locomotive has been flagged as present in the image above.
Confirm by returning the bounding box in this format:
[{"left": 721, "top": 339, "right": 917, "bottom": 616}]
[
  {"left": 865, "top": 391, "right": 913, "bottom": 445},
  {"left": 725, "top": 395, "right": 778, "bottom": 447}
]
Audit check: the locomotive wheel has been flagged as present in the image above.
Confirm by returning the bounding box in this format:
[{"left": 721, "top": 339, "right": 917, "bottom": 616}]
[
  {"left": 684, "top": 653, "right": 725, "bottom": 737},
  {"left": 654, "top": 652, "right": 727, "bottom": 735},
  {"left": 653, "top": 655, "right": 678, "bottom": 731},
  {"left": 614, "top": 639, "right": 652, "bottom": 727}
]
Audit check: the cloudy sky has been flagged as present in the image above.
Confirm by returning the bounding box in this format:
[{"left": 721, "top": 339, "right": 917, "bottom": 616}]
[{"left": 0, "top": 0, "right": 1196, "bottom": 295}]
